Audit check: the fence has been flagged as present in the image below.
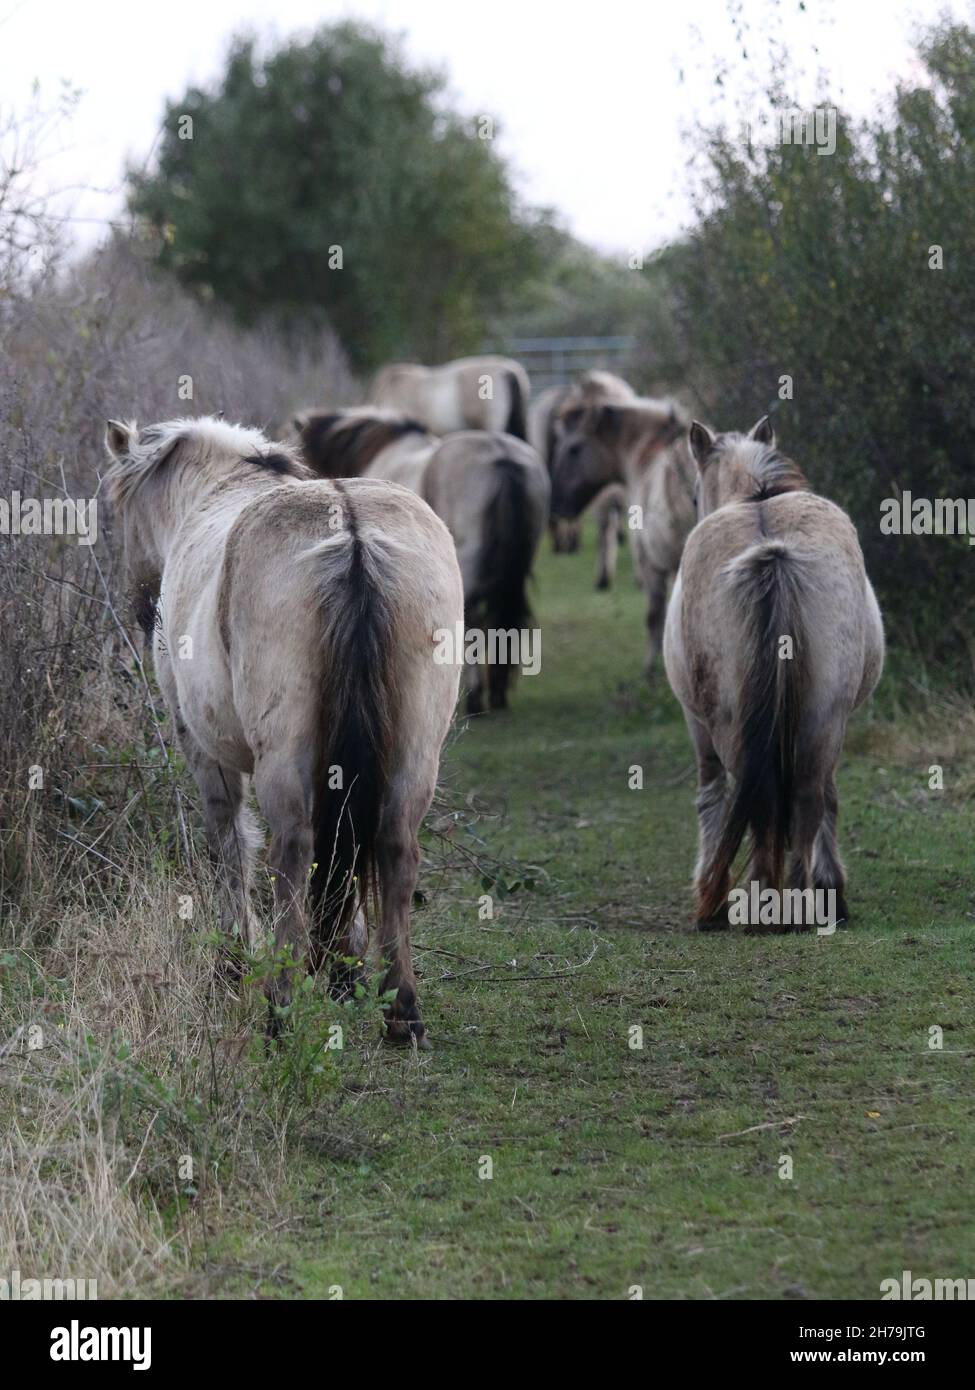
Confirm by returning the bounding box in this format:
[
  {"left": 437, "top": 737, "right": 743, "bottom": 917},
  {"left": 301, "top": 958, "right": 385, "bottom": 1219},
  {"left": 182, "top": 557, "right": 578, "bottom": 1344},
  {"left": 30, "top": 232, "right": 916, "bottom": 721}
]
[{"left": 488, "top": 335, "right": 639, "bottom": 393}]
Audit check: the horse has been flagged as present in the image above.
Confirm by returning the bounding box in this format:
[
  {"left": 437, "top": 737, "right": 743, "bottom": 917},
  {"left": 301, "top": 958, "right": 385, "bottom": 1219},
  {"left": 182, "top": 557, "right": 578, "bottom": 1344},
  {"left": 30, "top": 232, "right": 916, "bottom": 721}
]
[
  {"left": 662, "top": 416, "right": 884, "bottom": 931},
  {"left": 369, "top": 355, "right": 530, "bottom": 440},
  {"left": 549, "top": 393, "right": 692, "bottom": 670},
  {"left": 105, "top": 415, "right": 463, "bottom": 1047},
  {"left": 292, "top": 408, "right": 549, "bottom": 715},
  {"left": 528, "top": 370, "right": 633, "bottom": 585}
]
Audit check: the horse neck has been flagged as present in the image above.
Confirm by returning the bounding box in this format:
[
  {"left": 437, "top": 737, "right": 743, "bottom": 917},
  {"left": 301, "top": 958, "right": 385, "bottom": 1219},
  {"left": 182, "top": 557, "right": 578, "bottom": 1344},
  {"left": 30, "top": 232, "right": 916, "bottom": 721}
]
[
  {"left": 155, "top": 466, "right": 287, "bottom": 559},
  {"left": 618, "top": 427, "right": 665, "bottom": 489}
]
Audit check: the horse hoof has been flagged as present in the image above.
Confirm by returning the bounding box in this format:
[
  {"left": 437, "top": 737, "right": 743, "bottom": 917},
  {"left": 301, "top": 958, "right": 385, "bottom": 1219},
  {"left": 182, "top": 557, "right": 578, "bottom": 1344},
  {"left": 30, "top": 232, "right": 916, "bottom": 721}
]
[
  {"left": 328, "top": 963, "right": 366, "bottom": 1002},
  {"left": 383, "top": 1018, "right": 429, "bottom": 1049},
  {"left": 264, "top": 1003, "right": 288, "bottom": 1050},
  {"left": 696, "top": 914, "right": 729, "bottom": 932},
  {"left": 595, "top": 575, "right": 610, "bottom": 591}
]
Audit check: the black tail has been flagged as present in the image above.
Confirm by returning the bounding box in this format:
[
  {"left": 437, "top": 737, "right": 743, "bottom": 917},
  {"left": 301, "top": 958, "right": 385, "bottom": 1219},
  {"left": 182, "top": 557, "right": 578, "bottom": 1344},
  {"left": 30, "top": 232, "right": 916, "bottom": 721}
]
[
  {"left": 309, "top": 484, "right": 396, "bottom": 957},
  {"left": 472, "top": 456, "right": 536, "bottom": 710},
  {"left": 504, "top": 369, "right": 528, "bottom": 440},
  {"left": 698, "top": 542, "right": 805, "bottom": 919}
]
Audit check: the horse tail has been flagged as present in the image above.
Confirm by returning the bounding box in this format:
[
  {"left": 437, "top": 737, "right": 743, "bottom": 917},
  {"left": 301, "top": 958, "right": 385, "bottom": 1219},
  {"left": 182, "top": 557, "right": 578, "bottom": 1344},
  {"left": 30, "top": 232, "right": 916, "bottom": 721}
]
[
  {"left": 472, "top": 455, "right": 536, "bottom": 707},
  {"left": 305, "top": 482, "right": 398, "bottom": 956},
  {"left": 698, "top": 540, "right": 806, "bottom": 920},
  {"left": 504, "top": 368, "right": 528, "bottom": 440}
]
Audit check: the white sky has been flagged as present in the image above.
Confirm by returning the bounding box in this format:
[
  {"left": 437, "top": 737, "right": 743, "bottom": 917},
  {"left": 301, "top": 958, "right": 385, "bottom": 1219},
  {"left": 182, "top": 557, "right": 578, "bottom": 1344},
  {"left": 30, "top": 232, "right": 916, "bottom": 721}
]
[{"left": 1, "top": 0, "right": 971, "bottom": 256}]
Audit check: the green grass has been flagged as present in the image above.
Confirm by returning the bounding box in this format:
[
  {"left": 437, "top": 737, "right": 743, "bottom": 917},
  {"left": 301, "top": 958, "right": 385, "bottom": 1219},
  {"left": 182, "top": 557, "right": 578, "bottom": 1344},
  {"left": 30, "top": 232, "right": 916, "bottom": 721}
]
[{"left": 206, "top": 528, "right": 975, "bottom": 1300}]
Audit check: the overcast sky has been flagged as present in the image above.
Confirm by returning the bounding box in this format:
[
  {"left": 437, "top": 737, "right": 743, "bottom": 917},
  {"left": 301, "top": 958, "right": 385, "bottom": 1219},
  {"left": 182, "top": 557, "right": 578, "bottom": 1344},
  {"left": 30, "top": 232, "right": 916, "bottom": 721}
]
[{"left": 2, "top": 0, "right": 971, "bottom": 256}]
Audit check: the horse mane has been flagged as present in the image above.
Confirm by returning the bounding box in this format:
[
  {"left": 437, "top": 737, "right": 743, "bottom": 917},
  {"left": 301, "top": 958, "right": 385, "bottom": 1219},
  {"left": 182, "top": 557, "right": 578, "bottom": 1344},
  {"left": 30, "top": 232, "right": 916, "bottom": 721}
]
[
  {"left": 296, "top": 410, "right": 430, "bottom": 479},
  {"left": 107, "top": 416, "right": 307, "bottom": 504},
  {"left": 716, "top": 437, "right": 808, "bottom": 501}
]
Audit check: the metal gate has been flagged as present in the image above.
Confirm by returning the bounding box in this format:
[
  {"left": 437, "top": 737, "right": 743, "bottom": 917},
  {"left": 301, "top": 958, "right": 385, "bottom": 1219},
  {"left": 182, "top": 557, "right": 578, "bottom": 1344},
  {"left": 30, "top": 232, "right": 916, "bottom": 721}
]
[{"left": 488, "top": 335, "right": 639, "bottom": 392}]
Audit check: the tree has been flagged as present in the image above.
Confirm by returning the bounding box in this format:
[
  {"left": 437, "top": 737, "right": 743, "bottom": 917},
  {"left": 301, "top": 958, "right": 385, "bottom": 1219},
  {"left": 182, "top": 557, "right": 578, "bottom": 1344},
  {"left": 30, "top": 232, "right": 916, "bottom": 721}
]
[
  {"left": 128, "top": 23, "right": 540, "bottom": 367},
  {"left": 652, "top": 20, "right": 975, "bottom": 677}
]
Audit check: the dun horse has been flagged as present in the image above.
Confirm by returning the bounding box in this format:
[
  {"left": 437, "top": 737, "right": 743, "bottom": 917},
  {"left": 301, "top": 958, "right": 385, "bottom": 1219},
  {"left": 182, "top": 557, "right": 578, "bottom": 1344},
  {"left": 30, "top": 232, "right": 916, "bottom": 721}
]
[
  {"left": 663, "top": 417, "right": 884, "bottom": 930},
  {"left": 293, "top": 408, "right": 549, "bottom": 715},
  {"left": 550, "top": 393, "right": 692, "bottom": 670},
  {"left": 528, "top": 369, "right": 632, "bottom": 585},
  {"left": 369, "top": 355, "right": 530, "bottom": 439},
  {"left": 105, "top": 416, "right": 463, "bottom": 1045}
]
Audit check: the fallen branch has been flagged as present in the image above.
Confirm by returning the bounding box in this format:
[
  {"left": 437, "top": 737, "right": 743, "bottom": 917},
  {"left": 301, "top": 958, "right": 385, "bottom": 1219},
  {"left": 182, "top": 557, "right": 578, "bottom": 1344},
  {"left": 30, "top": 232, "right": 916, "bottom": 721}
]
[{"left": 718, "top": 1115, "right": 806, "bottom": 1141}]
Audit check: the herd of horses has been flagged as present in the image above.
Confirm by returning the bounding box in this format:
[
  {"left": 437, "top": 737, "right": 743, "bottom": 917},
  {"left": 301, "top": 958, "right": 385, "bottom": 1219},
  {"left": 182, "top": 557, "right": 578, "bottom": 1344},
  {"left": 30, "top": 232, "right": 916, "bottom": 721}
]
[{"left": 105, "top": 352, "right": 883, "bottom": 1043}]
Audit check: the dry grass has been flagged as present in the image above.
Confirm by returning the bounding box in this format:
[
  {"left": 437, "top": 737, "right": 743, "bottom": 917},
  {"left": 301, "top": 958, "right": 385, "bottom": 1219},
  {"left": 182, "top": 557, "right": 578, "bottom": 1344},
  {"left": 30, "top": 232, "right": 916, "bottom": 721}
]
[
  {"left": 0, "top": 834, "right": 405, "bottom": 1296},
  {"left": 848, "top": 681, "right": 975, "bottom": 797}
]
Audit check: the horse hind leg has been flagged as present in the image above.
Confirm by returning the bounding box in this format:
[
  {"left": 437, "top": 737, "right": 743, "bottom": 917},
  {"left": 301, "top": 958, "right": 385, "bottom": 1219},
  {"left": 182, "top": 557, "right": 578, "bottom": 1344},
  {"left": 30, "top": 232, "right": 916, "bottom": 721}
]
[
  {"left": 643, "top": 565, "right": 669, "bottom": 678},
  {"left": 783, "top": 781, "right": 828, "bottom": 931},
  {"left": 463, "top": 602, "right": 485, "bottom": 715},
  {"left": 810, "top": 771, "right": 849, "bottom": 924},
  {"left": 376, "top": 792, "right": 428, "bottom": 1048},
  {"left": 324, "top": 905, "right": 368, "bottom": 1001},
  {"left": 689, "top": 720, "right": 730, "bottom": 930},
  {"left": 487, "top": 654, "right": 513, "bottom": 711},
  {"left": 253, "top": 753, "right": 316, "bottom": 1035},
  {"left": 180, "top": 735, "right": 260, "bottom": 975}
]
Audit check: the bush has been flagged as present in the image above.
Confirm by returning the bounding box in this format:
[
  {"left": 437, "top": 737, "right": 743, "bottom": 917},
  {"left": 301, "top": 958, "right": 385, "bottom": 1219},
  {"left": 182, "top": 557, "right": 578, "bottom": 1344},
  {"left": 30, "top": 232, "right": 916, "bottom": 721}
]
[{"left": 647, "top": 20, "right": 975, "bottom": 680}]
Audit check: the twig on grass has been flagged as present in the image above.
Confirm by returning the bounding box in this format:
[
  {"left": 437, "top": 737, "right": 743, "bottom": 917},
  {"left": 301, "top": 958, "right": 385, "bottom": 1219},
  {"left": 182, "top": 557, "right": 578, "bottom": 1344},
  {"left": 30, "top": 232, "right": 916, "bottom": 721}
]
[{"left": 717, "top": 1115, "right": 806, "bottom": 1141}]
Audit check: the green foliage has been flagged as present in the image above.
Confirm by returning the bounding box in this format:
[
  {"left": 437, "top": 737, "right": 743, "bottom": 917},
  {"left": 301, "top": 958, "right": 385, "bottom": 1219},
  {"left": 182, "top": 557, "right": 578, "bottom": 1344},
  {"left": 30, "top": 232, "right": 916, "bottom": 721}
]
[
  {"left": 495, "top": 219, "right": 658, "bottom": 348},
  {"left": 247, "top": 944, "right": 390, "bottom": 1106},
  {"left": 128, "top": 23, "right": 540, "bottom": 367},
  {"left": 649, "top": 20, "right": 975, "bottom": 677}
]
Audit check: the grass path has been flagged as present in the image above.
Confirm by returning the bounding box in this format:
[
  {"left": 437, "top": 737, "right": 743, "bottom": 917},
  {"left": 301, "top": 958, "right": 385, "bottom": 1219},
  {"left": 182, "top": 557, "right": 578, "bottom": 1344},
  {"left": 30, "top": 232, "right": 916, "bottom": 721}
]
[{"left": 215, "top": 530, "right": 975, "bottom": 1300}]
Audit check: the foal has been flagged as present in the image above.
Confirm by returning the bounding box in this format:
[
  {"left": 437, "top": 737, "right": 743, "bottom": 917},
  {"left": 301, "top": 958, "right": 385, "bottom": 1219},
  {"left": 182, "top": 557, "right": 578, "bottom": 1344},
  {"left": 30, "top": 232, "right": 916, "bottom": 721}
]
[
  {"left": 106, "top": 416, "right": 463, "bottom": 1043},
  {"left": 663, "top": 417, "right": 884, "bottom": 930}
]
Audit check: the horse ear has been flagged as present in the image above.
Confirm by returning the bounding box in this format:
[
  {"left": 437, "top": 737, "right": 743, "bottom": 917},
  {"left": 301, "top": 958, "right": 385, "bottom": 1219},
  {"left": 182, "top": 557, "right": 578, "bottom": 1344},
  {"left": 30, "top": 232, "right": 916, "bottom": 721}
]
[
  {"left": 105, "top": 419, "right": 135, "bottom": 460},
  {"left": 689, "top": 421, "right": 716, "bottom": 470},
  {"left": 748, "top": 415, "right": 775, "bottom": 446}
]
